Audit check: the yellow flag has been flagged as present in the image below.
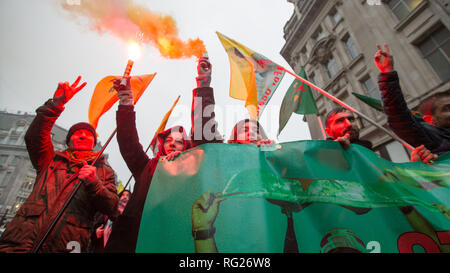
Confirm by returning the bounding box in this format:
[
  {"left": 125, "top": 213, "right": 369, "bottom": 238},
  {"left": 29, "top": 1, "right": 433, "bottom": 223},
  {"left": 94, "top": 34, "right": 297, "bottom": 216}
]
[
  {"left": 149, "top": 95, "right": 181, "bottom": 154},
  {"left": 117, "top": 181, "right": 125, "bottom": 194},
  {"left": 216, "top": 32, "right": 285, "bottom": 120},
  {"left": 88, "top": 74, "right": 156, "bottom": 129}
]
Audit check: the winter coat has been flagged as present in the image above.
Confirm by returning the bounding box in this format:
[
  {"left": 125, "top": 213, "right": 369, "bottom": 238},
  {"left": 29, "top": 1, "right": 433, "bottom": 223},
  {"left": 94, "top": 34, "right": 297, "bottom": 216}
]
[
  {"left": 0, "top": 99, "right": 118, "bottom": 253},
  {"left": 378, "top": 71, "right": 450, "bottom": 155}
]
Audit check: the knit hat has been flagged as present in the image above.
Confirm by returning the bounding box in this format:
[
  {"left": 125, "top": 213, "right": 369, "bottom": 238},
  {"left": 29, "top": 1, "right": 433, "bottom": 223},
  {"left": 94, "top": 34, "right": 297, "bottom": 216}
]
[{"left": 66, "top": 122, "right": 97, "bottom": 146}]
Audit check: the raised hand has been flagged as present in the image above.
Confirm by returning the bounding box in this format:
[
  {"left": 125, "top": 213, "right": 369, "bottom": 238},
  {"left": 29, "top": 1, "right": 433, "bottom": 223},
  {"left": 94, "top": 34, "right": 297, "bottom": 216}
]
[
  {"left": 112, "top": 76, "right": 133, "bottom": 105},
  {"left": 53, "top": 76, "right": 87, "bottom": 106},
  {"left": 335, "top": 132, "right": 351, "bottom": 150},
  {"left": 196, "top": 56, "right": 212, "bottom": 88},
  {"left": 374, "top": 44, "right": 394, "bottom": 73},
  {"left": 112, "top": 76, "right": 131, "bottom": 92}
]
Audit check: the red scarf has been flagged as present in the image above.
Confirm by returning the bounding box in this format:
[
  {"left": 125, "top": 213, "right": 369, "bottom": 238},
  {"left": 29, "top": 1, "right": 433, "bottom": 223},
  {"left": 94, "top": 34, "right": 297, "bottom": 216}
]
[{"left": 65, "top": 150, "right": 99, "bottom": 164}]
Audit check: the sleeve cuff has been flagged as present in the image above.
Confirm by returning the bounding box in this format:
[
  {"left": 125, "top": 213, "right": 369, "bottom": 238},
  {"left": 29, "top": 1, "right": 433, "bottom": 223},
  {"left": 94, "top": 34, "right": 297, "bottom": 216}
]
[
  {"left": 378, "top": 71, "right": 398, "bottom": 82},
  {"left": 118, "top": 105, "right": 135, "bottom": 112},
  {"left": 193, "top": 87, "right": 214, "bottom": 98}
]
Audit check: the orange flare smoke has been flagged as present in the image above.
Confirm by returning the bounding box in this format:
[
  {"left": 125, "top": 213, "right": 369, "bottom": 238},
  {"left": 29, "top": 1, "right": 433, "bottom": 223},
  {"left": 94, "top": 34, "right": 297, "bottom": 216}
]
[{"left": 61, "top": 0, "right": 206, "bottom": 59}]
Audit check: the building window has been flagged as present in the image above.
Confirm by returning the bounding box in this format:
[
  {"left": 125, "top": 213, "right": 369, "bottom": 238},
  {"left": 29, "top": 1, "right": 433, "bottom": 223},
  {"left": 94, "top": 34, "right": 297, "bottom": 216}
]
[
  {"left": 361, "top": 77, "right": 381, "bottom": 101},
  {"left": 330, "top": 9, "right": 342, "bottom": 25},
  {"left": 326, "top": 57, "right": 339, "bottom": 79},
  {"left": 7, "top": 138, "right": 18, "bottom": 145},
  {"left": 309, "top": 73, "right": 317, "bottom": 85},
  {"left": 344, "top": 35, "right": 360, "bottom": 60},
  {"left": 2, "top": 172, "right": 12, "bottom": 187},
  {"left": 386, "top": 0, "right": 423, "bottom": 21},
  {"left": 417, "top": 26, "right": 450, "bottom": 82},
  {"left": 0, "top": 155, "right": 8, "bottom": 164},
  {"left": 15, "top": 125, "right": 25, "bottom": 134},
  {"left": 10, "top": 156, "right": 20, "bottom": 166}
]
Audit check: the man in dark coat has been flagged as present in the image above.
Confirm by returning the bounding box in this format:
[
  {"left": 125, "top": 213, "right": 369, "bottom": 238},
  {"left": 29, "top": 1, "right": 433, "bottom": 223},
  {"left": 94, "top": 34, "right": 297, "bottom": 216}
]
[
  {"left": 0, "top": 76, "right": 119, "bottom": 253},
  {"left": 374, "top": 44, "right": 450, "bottom": 157}
]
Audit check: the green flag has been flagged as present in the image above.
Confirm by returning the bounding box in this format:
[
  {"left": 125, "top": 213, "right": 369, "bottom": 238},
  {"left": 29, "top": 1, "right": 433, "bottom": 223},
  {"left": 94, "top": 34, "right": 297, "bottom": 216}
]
[
  {"left": 278, "top": 67, "right": 318, "bottom": 136},
  {"left": 352, "top": 92, "right": 384, "bottom": 112},
  {"left": 136, "top": 142, "right": 450, "bottom": 253}
]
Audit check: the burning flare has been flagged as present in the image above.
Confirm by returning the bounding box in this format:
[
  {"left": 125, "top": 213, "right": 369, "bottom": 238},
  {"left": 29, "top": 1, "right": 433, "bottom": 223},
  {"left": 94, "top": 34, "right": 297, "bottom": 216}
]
[
  {"left": 60, "top": 0, "right": 206, "bottom": 59},
  {"left": 128, "top": 41, "right": 141, "bottom": 61}
]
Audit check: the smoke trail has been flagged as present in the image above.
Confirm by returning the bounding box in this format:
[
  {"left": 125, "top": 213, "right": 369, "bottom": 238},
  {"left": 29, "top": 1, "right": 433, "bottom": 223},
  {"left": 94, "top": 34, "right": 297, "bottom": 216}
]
[{"left": 60, "top": 0, "right": 206, "bottom": 58}]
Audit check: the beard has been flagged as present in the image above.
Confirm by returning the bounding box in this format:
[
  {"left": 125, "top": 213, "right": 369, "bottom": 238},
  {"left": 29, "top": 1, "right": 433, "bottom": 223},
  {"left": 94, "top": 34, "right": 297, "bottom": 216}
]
[{"left": 346, "top": 129, "right": 359, "bottom": 141}]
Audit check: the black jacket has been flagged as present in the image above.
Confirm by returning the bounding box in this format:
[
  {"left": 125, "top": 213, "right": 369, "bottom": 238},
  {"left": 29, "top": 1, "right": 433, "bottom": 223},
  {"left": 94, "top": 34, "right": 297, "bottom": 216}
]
[{"left": 378, "top": 71, "right": 450, "bottom": 155}]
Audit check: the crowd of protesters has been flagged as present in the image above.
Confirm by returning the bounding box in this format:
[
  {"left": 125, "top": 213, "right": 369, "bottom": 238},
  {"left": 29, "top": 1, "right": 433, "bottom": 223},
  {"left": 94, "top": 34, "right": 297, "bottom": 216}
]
[{"left": 0, "top": 44, "right": 448, "bottom": 253}]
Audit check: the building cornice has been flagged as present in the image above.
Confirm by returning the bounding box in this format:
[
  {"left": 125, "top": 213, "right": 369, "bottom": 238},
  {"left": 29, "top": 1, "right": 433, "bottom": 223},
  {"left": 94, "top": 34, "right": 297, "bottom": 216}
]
[{"left": 281, "top": 0, "right": 329, "bottom": 64}]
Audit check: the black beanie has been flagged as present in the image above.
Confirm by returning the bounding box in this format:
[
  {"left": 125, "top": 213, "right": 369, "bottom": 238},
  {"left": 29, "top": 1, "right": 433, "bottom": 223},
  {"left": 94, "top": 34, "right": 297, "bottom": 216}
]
[{"left": 66, "top": 122, "right": 97, "bottom": 146}]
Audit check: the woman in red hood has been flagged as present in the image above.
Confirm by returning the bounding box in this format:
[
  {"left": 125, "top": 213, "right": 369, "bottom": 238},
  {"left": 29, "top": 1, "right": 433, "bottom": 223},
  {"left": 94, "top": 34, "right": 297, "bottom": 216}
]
[{"left": 102, "top": 78, "right": 192, "bottom": 253}]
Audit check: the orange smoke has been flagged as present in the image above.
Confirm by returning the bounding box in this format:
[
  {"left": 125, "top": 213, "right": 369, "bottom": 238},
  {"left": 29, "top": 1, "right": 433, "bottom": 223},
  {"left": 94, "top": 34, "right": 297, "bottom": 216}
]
[{"left": 61, "top": 0, "right": 206, "bottom": 59}]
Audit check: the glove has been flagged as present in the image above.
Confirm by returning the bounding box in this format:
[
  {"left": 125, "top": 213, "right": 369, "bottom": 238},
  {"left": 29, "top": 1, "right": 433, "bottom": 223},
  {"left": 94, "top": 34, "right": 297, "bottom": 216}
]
[
  {"left": 196, "top": 56, "right": 212, "bottom": 88},
  {"left": 113, "top": 76, "right": 134, "bottom": 105},
  {"left": 53, "top": 76, "right": 87, "bottom": 106}
]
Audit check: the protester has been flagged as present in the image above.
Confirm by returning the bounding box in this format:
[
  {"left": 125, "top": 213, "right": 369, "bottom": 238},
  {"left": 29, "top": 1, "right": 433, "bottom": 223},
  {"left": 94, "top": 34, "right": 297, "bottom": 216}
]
[
  {"left": 103, "top": 76, "right": 194, "bottom": 253},
  {"left": 191, "top": 56, "right": 274, "bottom": 146},
  {"left": 0, "top": 76, "right": 119, "bottom": 253},
  {"left": 91, "top": 189, "right": 130, "bottom": 253},
  {"left": 375, "top": 44, "right": 450, "bottom": 156},
  {"left": 324, "top": 107, "right": 373, "bottom": 150}
]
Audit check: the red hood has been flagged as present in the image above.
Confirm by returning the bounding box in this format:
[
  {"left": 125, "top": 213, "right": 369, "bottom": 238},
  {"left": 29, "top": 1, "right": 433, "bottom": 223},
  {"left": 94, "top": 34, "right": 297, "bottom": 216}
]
[{"left": 152, "top": 126, "right": 191, "bottom": 158}]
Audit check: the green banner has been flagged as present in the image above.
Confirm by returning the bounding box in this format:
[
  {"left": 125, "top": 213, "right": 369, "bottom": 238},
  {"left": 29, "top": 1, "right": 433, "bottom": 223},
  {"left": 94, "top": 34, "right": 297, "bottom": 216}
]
[{"left": 136, "top": 141, "right": 450, "bottom": 253}]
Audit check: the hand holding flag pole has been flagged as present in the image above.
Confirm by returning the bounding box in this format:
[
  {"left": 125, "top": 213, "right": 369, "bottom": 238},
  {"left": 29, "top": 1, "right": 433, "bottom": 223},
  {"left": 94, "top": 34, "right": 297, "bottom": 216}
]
[{"left": 279, "top": 66, "right": 415, "bottom": 151}]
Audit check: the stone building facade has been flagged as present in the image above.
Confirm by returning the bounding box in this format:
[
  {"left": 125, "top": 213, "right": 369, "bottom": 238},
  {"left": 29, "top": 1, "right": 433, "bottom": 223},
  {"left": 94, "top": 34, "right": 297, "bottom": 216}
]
[{"left": 281, "top": 0, "right": 449, "bottom": 162}]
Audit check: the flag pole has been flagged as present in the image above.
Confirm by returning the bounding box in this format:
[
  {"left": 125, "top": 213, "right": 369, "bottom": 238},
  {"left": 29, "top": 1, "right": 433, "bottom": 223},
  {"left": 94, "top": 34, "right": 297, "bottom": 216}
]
[{"left": 279, "top": 66, "right": 414, "bottom": 151}]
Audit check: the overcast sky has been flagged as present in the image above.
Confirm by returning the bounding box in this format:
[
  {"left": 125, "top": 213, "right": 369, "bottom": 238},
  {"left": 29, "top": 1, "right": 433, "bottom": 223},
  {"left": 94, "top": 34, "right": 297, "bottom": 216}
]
[{"left": 0, "top": 0, "right": 311, "bottom": 188}]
